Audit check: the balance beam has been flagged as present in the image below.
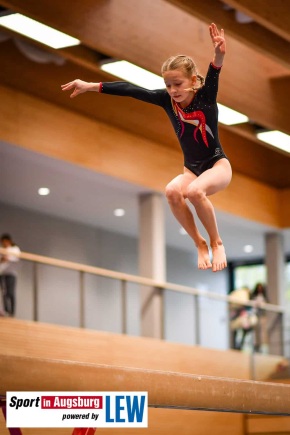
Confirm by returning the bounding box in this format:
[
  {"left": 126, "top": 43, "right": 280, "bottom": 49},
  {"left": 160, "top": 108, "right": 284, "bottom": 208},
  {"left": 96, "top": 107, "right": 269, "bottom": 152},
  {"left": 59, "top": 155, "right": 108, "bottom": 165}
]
[{"left": 1, "top": 355, "right": 290, "bottom": 416}]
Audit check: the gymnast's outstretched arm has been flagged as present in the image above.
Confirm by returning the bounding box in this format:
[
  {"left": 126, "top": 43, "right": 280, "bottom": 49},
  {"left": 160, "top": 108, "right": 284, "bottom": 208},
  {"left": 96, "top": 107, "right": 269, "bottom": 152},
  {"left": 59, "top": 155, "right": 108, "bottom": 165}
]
[{"left": 61, "top": 79, "right": 167, "bottom": 106}]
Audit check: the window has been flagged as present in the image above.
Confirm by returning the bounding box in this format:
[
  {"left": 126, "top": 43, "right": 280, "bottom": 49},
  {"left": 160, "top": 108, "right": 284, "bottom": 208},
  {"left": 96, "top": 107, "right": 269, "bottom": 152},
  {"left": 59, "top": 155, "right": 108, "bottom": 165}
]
[{"left": 233, "top": 264, "right": 266, "bottom": 291}]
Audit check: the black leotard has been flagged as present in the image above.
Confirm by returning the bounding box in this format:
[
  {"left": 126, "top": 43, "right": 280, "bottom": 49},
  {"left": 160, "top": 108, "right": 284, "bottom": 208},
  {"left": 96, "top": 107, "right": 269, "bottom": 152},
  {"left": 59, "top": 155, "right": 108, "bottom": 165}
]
[{"left": 100, "top": 63, "right": 228, "bottom": 176}]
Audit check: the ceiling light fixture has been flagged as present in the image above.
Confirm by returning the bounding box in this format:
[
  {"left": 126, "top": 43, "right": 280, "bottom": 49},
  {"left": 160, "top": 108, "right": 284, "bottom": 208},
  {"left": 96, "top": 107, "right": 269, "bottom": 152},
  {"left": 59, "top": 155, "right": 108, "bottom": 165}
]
[
  {"left": 243, "top": 244, "right": 253, "bottom": 253},
  {"left": 217, "top": 103, "right": 249, "bottom": 125},
  {"left": 235, "top": 11, "right": 254, "bottom": 24},
  {"left": 0, "top": 13, "right": 80, "bottom": 49},
  {"left": 101, "top": 59, "right": 249, "bottom": 124},
  {"left": 257, "top": 130, "right": 290, "bottom": 154},
  {"left": 114, "top": 208, "right": 125, "bottom": 217},
  {"left": 100, "top": 60, "right": 164, "bottom": 90},
  {"left": 38, "top": 187, "right": 50, "bottom": 196}
]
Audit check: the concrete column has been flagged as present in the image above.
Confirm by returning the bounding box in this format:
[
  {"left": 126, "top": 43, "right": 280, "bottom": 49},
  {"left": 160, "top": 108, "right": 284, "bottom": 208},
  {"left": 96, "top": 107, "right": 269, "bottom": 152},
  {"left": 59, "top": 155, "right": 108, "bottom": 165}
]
[
  {"left": 265, "top": 233, "right": 285, "bottom": 305},
  {"left": 265, "top": 233, "right": 286, "bottom": 355},
  {"left": 139, "top": 193, "right": 166, "bottom": 339}
]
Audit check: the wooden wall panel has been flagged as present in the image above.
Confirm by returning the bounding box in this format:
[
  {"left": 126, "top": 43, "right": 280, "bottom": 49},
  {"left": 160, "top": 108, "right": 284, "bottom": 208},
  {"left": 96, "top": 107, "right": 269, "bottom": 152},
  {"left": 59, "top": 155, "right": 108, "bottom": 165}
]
[
  {"left": 246, "top": 415, "right": 290, "bottom": 434},
  {"left": 0, "top": 84, "right": 180, "bottom": 191},
  {"left": 211, "top": 172, "right": 281, "bottom": 228},
  {"left": 0, "top": 40, "right": 289, "bottom": 189},
  {"left": 1, "top": 319, "right": 251, "bottom": 380},
  {"left": 0, "top": 84, "right": 288, "bottom": 227}
]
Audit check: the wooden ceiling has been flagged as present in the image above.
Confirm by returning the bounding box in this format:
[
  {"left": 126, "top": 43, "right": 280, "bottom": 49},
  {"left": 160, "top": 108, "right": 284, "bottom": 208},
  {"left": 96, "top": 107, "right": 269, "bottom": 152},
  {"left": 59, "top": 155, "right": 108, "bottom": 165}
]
[{"left": 0, "top": 0, "right": 289, "bottom": 188}]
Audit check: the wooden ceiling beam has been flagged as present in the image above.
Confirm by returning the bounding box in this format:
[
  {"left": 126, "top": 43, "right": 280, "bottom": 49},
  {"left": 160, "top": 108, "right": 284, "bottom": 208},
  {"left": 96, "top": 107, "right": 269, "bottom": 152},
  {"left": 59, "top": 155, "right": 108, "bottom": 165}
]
[
  {"left": 165, "top": 0, "right": 290, "bottom": 69},
  {"left": 269, "top": 76, "right": 290, "bottom": 122},
  {"left": 224, "top": 0, "right": 290, "bottom": 42},
  {"left": 0, "top": 0, "right": 289, "bottom": 136},
  {"left": 58, "top": 45, "right": 105, "bottom": 73},
  {"left": 1, "top": 0, "right": 289, "bottom": 69},
  {"left": 0, "top": 38, "right": 289, "bottom": 189}
]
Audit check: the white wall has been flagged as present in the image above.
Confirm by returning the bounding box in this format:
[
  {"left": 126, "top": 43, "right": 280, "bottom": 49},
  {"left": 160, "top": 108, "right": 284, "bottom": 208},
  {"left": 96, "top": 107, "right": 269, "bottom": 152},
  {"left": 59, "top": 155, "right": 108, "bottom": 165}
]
[
  {"left": 0, "top": 202, "right": 229, "bottom": 348},
  {"left": 0, "top": 202, "right": 139, "bottom": 334},
  {"left": 166, "top": 248, "right": 229, "bottom": 349}
]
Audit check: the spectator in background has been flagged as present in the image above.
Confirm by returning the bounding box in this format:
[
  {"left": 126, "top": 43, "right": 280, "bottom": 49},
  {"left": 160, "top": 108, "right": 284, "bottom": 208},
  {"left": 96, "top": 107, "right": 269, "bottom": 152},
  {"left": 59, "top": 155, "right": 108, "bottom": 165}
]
[
  {"left": 229, "top": 286, "right": 257, "bottom": 350},
  {"left": 0, "top": 234, "right": 21, "bottom": 316},
  {"left": 251, "top": 282, "right": 268, "bottom": 304},
  {"left": 251, "top": 282, "right": 269, "bottom": 353}
]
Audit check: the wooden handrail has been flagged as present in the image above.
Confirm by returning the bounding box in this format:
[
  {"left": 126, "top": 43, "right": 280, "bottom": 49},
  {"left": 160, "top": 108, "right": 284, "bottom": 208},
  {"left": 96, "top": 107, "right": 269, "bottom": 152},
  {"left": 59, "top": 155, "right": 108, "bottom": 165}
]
[{"left": 0, "top": 248, "right": 284, "bottom": 313}]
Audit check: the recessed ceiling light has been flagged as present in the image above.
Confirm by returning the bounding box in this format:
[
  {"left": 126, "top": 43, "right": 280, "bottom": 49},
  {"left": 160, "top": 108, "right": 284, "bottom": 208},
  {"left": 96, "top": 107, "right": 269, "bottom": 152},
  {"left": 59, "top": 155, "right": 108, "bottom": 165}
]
[
  {"left": 235, "top": 11, "right": 254, "bottom": 24},
  {"left": 38, "top": 187, "right": 50, "bottom": 196},
  {"left": 257, "top": 130, "right": 290, "bottom": 154},
  {"left": 0, "top": 13, "right": 80, "bottom": 49},
  {"left": 114, "top": 208, "right": 125, "bottom": 217},
  {"left": 243, "top": 244, "right": 253, "bottom": 253},
  {"left": 179, "top": 227, "right": 187, "bottom": 235}
]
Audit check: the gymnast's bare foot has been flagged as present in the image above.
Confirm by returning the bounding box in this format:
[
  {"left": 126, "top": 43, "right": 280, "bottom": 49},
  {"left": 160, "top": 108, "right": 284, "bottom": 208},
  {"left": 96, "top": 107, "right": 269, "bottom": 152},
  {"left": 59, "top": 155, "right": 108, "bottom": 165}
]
[
  {"left": 197, "top": 240, "right": 212, "bottom": 270},
  {"left": 211, "top": 242, "right": 227, "bottom": 272}
]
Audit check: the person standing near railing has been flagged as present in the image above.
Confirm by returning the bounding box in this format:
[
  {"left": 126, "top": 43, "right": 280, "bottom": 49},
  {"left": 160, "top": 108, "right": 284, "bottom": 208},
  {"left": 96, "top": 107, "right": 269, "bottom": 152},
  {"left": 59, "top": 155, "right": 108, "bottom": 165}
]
[
  {"left": 229, "top": 286, "right": 257, "bottom": 350},
  {"left": 0, "top": 234, "right": 21, "bottom": 316},
  {"left": 251, "top": 283, "right": 269, "bottom": 353}
]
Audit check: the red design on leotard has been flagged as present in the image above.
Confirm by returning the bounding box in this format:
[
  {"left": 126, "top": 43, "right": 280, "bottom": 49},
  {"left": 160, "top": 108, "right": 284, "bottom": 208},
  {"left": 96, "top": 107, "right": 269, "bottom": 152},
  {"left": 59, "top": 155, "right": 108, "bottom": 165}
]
[{"left": 173, "top": 101, "right": 209, "bottom": 147}]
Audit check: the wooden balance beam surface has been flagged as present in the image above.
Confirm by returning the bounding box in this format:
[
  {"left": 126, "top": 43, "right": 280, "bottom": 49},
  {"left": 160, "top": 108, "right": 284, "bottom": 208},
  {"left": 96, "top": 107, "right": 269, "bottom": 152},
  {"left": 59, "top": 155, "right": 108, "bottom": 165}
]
[{"left": 1, "top": 355, "right": 290, "bottom": 416}]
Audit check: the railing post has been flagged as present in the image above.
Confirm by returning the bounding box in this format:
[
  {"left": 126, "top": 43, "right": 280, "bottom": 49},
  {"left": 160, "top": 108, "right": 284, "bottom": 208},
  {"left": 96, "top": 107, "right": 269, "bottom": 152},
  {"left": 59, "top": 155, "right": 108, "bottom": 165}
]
[
  {"left": 227, "top": 300, "right": 233, "bottom": 350},
  {"left": 79, "top": 271, "right": 85, "bottom": 328},
  {"left": 249, "top": 326, "right": 256, "bottom": 380},
  {"left": 279, "top": 312, "right": 284, "bottom": 356},
  {"left": 159, "top": 286, "right": 164, "bottom": 340},
  {"left": 194, "top": 295, "right": 200, "bottom": 345},
  {"left": 121, "top": 280, "right": 127, "bottom": 334},
  {"left": 32, "top": 262, "right": 38, "bottom": 322}
]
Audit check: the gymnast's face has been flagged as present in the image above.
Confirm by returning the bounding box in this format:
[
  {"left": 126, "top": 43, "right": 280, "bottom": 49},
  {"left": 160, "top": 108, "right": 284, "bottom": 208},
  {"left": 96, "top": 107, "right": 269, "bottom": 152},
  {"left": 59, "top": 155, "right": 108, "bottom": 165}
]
[{"left": 163, "top": 69, "right": 196, "bottom": 108}]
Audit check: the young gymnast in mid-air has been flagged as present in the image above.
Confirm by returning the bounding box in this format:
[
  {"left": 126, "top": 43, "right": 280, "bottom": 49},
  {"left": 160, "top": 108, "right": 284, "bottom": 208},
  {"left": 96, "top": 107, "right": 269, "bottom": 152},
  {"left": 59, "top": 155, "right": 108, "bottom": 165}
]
[{"left": 62, "top": 23, "right": 232, "bottom": 272}]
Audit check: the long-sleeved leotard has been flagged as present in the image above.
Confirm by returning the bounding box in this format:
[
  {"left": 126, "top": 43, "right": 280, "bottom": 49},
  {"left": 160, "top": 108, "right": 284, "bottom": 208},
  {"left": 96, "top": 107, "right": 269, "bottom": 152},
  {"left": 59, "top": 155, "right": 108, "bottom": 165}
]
[{"left": 100, "top": 63, "right": 228, "bottom": 176}]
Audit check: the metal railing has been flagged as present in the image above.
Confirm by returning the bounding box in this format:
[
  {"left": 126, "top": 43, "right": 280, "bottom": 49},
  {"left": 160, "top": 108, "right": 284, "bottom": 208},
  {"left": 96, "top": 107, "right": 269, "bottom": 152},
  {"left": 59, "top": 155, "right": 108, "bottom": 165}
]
[{"left": 0, "top": 248, "right": 285, "bottom": 353}]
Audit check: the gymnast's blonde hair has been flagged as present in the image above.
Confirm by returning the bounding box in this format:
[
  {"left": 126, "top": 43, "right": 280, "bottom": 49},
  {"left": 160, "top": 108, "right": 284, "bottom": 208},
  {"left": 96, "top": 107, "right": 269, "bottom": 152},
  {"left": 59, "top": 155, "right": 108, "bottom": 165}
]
[{"left": 161, "top": 55, "right": 205, "bottom": 91}]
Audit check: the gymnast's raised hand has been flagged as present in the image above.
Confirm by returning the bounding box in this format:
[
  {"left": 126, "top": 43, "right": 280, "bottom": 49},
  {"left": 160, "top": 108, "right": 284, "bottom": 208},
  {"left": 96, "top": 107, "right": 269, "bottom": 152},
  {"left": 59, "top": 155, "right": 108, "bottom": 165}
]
[{"left": 209, "top": 23, "right": 226, "bottom": 67}]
